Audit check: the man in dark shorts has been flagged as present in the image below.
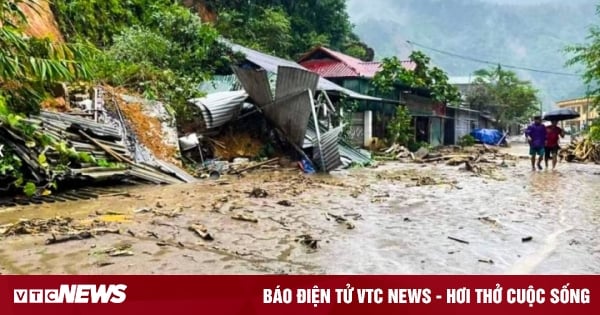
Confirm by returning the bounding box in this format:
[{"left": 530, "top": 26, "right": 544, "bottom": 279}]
[
  {"left": 545, "top": 120, "right": 565, "bottom": 170},
  {"left": 525, "top": 116, "right": 547, "bottom": 171}
]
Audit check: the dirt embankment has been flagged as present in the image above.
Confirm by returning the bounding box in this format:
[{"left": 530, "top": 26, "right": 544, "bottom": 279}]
[
  {"left": 21, "top": 0, "right": 63, "bottom": 42},
  {"left": 182, "top": 0, "right": 218, "bottom": 23}
]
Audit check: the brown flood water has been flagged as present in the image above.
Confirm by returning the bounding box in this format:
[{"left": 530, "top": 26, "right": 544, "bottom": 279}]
[{"left": 0, "top": 144, "right": 599, "bottom": 275}]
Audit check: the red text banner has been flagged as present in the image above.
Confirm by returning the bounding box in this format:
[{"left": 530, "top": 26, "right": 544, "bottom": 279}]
[{"left": 0, "top": 276, "right": 596, "bottom": 315}]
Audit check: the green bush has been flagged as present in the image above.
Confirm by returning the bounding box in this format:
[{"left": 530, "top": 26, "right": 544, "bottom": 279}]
[
  {"left": 458, "top": 134, "right": 476, "bottom": 147},
  {"left": 387, "top": 105, "right": 413, "bottom": 146},
  {"left": 588, "top": 121, "right": 600, "bottom": 141}
]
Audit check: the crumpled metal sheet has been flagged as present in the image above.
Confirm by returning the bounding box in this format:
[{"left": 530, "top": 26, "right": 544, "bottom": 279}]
[
  {"left": 305, "top": 124, "right": 372, "bottom": 168},
  {"left": 312, "top": 126, "right": 344, "bottom": 172},
  {"left": 265, "top": 91, "right": 313, "bottom": 148},
  {"left": 226, "top": 41, "right": 389, "bottom": 102},
  {"left": 232, "top": 66, "right": 273, "bottom": 106},
  {"left": 275, "top": 66, "right": 319, "bottom": 100},
  {"left": 188, "top": 90, "right": 248, "bottom": 130}
]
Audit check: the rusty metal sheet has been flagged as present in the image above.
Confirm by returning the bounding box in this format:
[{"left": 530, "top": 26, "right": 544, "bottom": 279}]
[
  {"left": 312, "top": 126, "right": 343, "bottom": 172},
  {"left": 263, "top": 91, "right": 312, "bottom": 148},
  {"left": 275, "top": 66, "right": 319, "bottom": 100},
  {"left": 232, "top": 66, "right": 273, "bottom": 106}
]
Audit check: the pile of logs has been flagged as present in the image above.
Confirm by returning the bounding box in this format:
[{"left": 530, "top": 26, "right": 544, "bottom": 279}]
[{"left": 560, "top": 137, "right": 600, "bottom": 163}]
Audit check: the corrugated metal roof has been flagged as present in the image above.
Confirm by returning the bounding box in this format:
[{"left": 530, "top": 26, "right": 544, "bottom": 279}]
[
  {"left": 232, "top": 66, "right": 273, "bottom": 106},
  {"left": 198, "top": 75, "right": 240, "bottom": 93},
  {"left": 312, "top": 125, "right": 343, "bottom": 172},
  {"left": 298, "top": 46, "right": 414, "bottom": 78},
  {"left": 188, "top": 90, "right": 248, "bottom": 129},
  {"left": 225, "top": 41, "right": 392, "bottom": 103},
  {"left": 275, "top": 66, "right": 319, "bottom": 99},
  {"left": 266, "top": 91, "right": 313, "bottom": 148},
  {"left": 305, "top": 124, "right": 371, "bottom": 168}
]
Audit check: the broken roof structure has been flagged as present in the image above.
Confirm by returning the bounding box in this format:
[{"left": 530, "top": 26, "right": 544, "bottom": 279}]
[
  {"left": 188, "top": 90, "right": 249, "bottom": 130},
  {"left": 298, "top": 46, "right": 415, "bottom": 79},
  {"left": 225, "top": 42, "right": 394, "bottom": 103},
  {"left": 206, "top": 41, "right": 375, "bottom": 171}
]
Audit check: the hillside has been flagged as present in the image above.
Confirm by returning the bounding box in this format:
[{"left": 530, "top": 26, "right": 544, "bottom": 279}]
[{"left": 348, "top": 0, "right": 597, "bottom": 110}]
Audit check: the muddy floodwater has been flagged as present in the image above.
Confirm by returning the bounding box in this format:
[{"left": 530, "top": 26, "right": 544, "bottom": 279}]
[{"left": 0, "top": 144, "right": 599, "bottom": 275}]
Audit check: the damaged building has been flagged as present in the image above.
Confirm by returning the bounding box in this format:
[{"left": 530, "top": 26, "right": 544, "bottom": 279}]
[{"left": 181, "top": 42, "right": 394, "bottom": 172}]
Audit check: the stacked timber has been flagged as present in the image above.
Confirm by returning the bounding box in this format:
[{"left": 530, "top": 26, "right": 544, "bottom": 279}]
[{"left": 561, "top": 137, "right": 600, "bottom": 163}]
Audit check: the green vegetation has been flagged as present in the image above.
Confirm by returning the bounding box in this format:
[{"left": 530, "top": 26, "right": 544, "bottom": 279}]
[
  {"left": 0, "top": 0, "right": 92, "bottom": 114},
  {"left": 208, "top": 0, "right": 373, "bottom": 59},
  {"left": 51, "top": 0, "right": 240, "bottom": 126},
  {"left": 458, "top": 134, "right": 476, "bottom": 147},
  {"left": 387, "top": 105, "right": 413, "bottom": 146},
  {"left": 566, "top": 5, "right": 600, "bottom": 111},
  {"left": 0, "top": 97, "right": 125, "bottom": 196},
  {"left": 466, "top": 66, "right": 540, "bottom": 127},
  {"left": 588, "top": 120, "right": 600, "bottom": 141},
  {"left": 349, "top": 0, "right": 591, "bottom": 107},
  {"left": 373, "top": 51, "right": 461, "bottom": 105}
]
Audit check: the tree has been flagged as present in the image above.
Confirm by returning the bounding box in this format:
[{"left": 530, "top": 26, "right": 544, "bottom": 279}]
[
  {"left": 206, "top": 0, "right": 373, "bottom": 59},
  {"left": 565, "top": 6, "right": 600, "bottom": 110},
  {"left": 387, "top": 105, "right": 413, "bottom": 146},
  {"left": 372, "top": 51, "right": 461, "bottom": 105},
  {"left": 216, "top": 7, "right": 293, "bottom": 57},
  {"left": 466, "top": 65, "right": 540, "bottom": 127},
  {"left": 1, "top": 0, "right": 91, "bottom": 114}
]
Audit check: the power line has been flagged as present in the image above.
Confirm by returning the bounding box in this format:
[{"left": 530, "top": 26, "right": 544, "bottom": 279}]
[{"left": 406, "top": 40, "right": 581, "bottom": 77}]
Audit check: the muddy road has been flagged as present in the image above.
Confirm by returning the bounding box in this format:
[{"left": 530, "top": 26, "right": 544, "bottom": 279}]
[{"left": 0, "top": 146, "right": 599, "bottom": 275}]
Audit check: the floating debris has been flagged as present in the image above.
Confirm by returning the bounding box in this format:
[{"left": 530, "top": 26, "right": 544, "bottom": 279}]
[
  {"left": 249, "top": 188, "right": 268, "bottom": 198},
  {"left": 277, "top": 200, "right": 293, "bottom": 207},
  {"left": 46, "top": 231, "right": 93, "bottom": 245},
  {"left": 522, "top": 236, "right": 533, "bottom": 243},
  {"left": 448, "top": 236, "right": 470, "bottom": 245},
  {"left": 296, "top": 235, "right": 318, "bottom": 249},
  {"left": 231, "top": 214, "right": 258, "bottom": 223},
  {"left": 188, "top": 224, "right": 214, "bottom": 241}
]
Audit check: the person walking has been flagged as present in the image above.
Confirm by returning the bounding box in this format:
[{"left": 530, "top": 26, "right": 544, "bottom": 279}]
[
  {"left": 545, "top": 120, "right": 565, "bottom": 170},
  {"left": 525, "top": 116, "right": 547, "bottom": 171}
]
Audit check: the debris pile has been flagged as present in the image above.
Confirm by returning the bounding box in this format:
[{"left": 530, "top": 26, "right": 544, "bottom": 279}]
[
  {"left": 561, "top": 137, "right": 600, "bottom": 163},
  {"left": 178, "top": 65, "right": 372, "bottom": 175},
  {"left": 0, "top": 85, "right": 195, "bottom": 200},
  {"left": 0, "top": 216, "right": 120, "bottom": 245}
]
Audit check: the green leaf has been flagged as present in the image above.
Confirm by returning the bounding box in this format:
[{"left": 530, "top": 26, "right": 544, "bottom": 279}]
[
  {"left": 37, "top": 153, "right": 48, "bottom": 167},
  {"left": 23, "top": 182, "right": 37, "bottom": 197}
]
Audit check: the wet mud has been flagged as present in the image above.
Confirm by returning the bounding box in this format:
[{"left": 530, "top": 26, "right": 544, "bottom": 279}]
[{"left": 0, "top": 145, "right": 599, "bottom": 275}]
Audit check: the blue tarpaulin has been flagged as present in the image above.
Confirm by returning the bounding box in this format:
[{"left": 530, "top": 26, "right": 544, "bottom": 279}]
[{"left": 470, "top": 128, "right": 504, "bottom": 145}]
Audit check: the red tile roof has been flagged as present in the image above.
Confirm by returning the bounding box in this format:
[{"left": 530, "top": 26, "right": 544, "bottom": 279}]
[{"left": 298, "top": 46, "right": 415, "bottom": 79}]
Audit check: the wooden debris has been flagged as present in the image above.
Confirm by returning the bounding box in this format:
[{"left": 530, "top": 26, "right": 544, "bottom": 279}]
[
  {"left": 448, "top": 236, "right": 470, "bottom": 245},
  {"left": 231, "top": 214, "right": 259, "bottom": 223},
  {"left": 561, "top": 137, "right": 600, "bottom": 163},
  {"left": 249, "top": 188, "right": 268, "bottom": 198},
  {"left": 277, "top": 200, "right": 293, "bottom": 207},
  {"left": 188, "top": 224, "right": 214, "bottom": 241},
  {"left": 230, "top": 158, "right": 280, "bottom": 174},
  {"left": 295, "top": 235, "right": 318, "bottom": 249},
  {"left": 45, "top": 231, "right": 93, "bottom": 245}
]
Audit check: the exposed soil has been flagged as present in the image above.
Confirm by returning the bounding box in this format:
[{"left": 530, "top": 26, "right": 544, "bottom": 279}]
[{"left": 21, "top": 0, "right": 64, "bottom": 42}]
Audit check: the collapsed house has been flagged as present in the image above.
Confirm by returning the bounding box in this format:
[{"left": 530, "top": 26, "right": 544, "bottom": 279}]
[
  {"left": 0, "top": 85, "right": 195, "bottom": 203},
  {"left": 182, "top": 42, "right": 393, "bottom": 172}
]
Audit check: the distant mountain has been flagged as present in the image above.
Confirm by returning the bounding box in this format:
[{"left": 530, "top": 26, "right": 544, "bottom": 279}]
[{"left": 347, "top": 0, "right": 597, "bottom": 109}]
